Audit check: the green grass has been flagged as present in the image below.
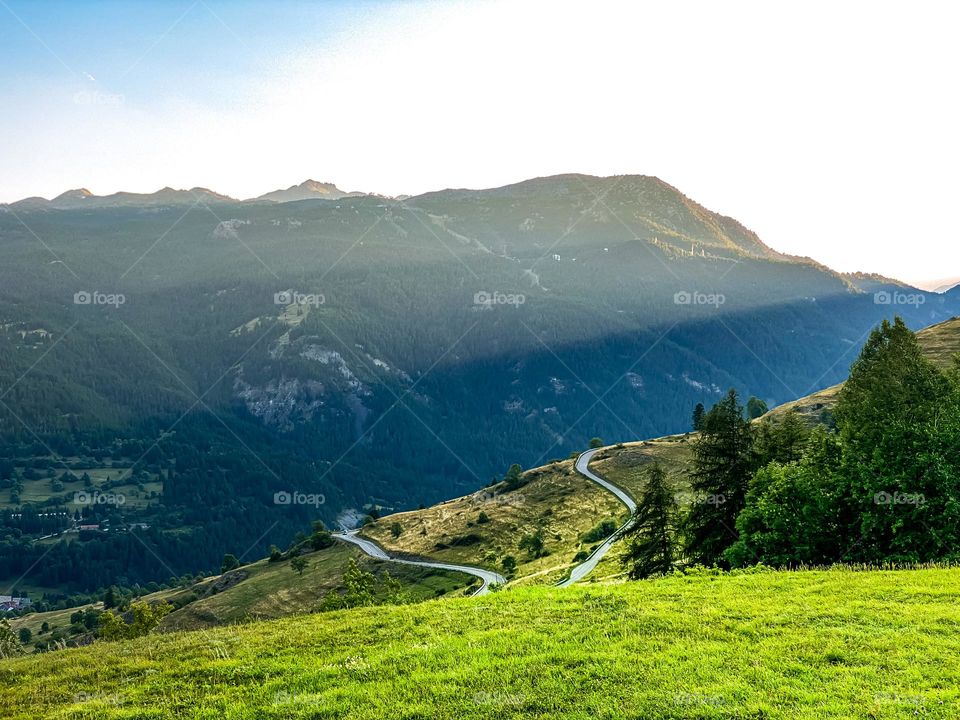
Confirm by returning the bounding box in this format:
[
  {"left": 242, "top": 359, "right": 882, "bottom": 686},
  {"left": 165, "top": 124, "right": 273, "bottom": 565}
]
[{"left": 3, "top": 566, "right": 960, "bottom": 718}]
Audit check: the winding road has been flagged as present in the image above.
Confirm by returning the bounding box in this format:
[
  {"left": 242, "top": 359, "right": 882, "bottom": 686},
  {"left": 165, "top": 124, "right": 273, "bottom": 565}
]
[
  {"left": 333, "top": 529, "right": 507, "bottom": 596},
  {"left": 335, "top": 446, "right": 637, "bottom": 594},
  {"left": 557, "top": 448, "right": 638, "bottom": 587}
]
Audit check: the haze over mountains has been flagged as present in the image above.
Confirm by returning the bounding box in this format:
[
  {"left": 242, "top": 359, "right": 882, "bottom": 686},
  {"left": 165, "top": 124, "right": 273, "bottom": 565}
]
[
  {"left": 4, "top": 173, "right": 955, "bottom": 295},
  {"left": 2, "top": 179, "right": 363, "bottom": 210},
  {"left": 1, "top": 172, "right": 958, "bottom": 589}
]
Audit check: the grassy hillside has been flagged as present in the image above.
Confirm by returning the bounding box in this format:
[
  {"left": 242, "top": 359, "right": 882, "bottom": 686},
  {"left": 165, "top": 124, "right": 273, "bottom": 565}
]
[
  {"left": 588, "top": 435, "right": 695, "bottom": 497},
  {"left": 361, "top": 459, "right": 627, "bottom": 585},
  {"left": 10, "top": 543, "right": 466, "bottom": 643},
  {"left": 154, "top": 544, "right": 467, "bottom": 632},
  {"left": 917, "top": 315, "right": 960, "bottom": 368},
  {"left": 3, "top": 566, "right": 960, "bottom": 719}
]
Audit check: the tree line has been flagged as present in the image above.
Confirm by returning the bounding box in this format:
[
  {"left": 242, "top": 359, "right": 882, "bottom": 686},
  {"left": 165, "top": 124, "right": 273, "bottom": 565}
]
[{"left": 623, "top": 317, "right": 960, "bottom": 576}]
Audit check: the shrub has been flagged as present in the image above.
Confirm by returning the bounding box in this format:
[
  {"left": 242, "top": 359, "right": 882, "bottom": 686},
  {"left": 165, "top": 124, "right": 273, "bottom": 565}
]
[
  {"left": 98, "top": 601, "right": 172, "bottom": 641},
  {"left": 582, "top": 518, "right": 618, "bottom": 543}
]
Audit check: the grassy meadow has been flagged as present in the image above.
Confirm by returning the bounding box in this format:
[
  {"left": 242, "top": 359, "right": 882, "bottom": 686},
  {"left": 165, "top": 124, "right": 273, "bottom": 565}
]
[{"left": 3, "top": 566, "right": 960, "bottom": 719}]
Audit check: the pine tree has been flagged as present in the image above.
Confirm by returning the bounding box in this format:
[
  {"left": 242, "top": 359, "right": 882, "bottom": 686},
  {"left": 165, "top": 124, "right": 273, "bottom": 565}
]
[
  {"left": 622, "top": 463, "right": 676, "bottom": 578},
  {"left": 220, "top": 553, "right": 240, "bottom": 573},
  {"left": 692, "top": 403, "right": 706, "bottom": 431},
  {"left": 684, "top": 389, "right": 754, "bottom": 567},
  {"left": 503, "top": 463, "right": 526, "bottom": 491}
]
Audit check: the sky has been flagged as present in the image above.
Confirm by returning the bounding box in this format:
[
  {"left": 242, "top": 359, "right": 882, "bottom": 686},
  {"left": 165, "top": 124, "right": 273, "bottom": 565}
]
[{"left": 0, "top": 0, "right": 957, "bottom": 289}]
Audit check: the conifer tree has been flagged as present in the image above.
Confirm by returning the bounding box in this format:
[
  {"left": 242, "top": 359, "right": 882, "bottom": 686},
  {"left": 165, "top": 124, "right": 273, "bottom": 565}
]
[
  {"left": 622, "top": 463, "right": 676, "bottom": 578},
  {"left": 684, "top": 389, "right": 754, "bottom": 566},
  {"left": 692, "top": 403, "right": 706, "bottom": 431}
]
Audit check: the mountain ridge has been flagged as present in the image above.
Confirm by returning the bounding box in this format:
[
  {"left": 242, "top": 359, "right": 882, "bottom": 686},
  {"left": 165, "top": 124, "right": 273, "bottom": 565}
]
[{"left": 0, "top": 172, "right": 949, "bottom": 295}]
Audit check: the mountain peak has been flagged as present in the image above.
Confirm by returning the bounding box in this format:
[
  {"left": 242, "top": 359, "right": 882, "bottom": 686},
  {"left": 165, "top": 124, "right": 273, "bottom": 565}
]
[
  {"left": 301, "top": 179, "right": 339, "bottom": 191},
  {"left": 255, "top": 179, "right": 359, "bottom": 203},
  {"left": 53, "top": 188, "right": 93, "bottom": 200}
]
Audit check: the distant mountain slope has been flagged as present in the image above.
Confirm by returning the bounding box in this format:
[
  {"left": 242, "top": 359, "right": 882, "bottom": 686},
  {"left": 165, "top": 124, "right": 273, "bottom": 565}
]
[
  {"left": 411, "top": 173, "right": 791, "bottom": 262},
  {"left": 767, "top": 315, "right": 960, "bottom": 422}
]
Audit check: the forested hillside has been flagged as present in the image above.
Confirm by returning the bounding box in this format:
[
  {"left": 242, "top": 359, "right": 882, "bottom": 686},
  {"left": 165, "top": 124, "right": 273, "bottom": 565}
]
[{"left": 2, "top": 174, "right": 958, "bottom": 590}]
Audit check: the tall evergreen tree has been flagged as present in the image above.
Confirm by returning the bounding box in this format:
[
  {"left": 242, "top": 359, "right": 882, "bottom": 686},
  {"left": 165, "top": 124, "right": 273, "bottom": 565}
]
[
  {"left": 692, "top": 403, "right": 706, "bottom": 432},
  {"left": 835, "top": 317, "right": 960, "bottom": 562},
  {"left": 684, "top": 389, "right": 754, "bottom": 567},
  {"left": 622, "top": 463, "right": 676, "bottom": 578}
]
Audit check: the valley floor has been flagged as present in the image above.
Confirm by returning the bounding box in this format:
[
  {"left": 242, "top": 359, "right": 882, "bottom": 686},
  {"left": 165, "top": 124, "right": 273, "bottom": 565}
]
[{"left": 3, "top": 566, "right": 959, "bottom": 719}]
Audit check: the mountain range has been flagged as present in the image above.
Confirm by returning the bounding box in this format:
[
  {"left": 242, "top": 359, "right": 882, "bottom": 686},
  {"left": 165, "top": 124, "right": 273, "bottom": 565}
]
[
  {"left": 2, "top": 179, "right": 362, "bottom": 210},
  {"left": 1, "top": 173, "right": 958, "bottom": 591}
]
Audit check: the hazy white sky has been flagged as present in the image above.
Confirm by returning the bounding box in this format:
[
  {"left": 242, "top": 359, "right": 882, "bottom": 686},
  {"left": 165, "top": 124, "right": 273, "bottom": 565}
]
[{"left": 1, "top": 0, "right": 957, "bottom": 288}]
